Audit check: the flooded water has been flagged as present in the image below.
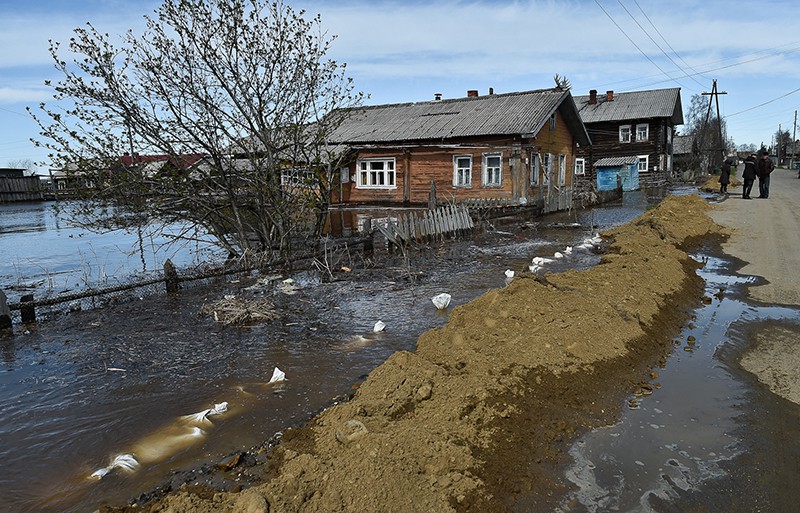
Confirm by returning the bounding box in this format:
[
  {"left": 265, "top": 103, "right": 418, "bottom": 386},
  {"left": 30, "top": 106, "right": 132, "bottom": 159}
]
[
  {"left": 0, "top": 201, "right": 220, "bottom": 304},
  {"left": 560, "top": 239, "right": 800, "bottom": 512},
  {"left": 5, "top": 186, "right": 792, "bottom": 513}
]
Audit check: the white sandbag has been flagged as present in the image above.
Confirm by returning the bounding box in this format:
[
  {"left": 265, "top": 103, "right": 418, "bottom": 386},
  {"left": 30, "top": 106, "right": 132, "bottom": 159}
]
[
  {"left": 554, "top": 252, "right": 564, "bottom": 259},
  {"left": 431, "top": 293, "right": 452, "bottom": 310},
  {"left": 268, "top": 367, "right": 286, "bottom": 384},
  {"left": 90, "top": 453, "right": 140, "bottom": 480},
  {"left": 504, "top": 269, "right": 515, "bottom": 278},
  {"left": 373, "top": 320, "right": 386, "bottom": 332}
]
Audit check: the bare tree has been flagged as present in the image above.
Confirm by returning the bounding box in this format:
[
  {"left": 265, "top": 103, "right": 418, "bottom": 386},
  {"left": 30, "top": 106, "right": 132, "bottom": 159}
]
[
  {"left": 30, "top": 0, "right": 363, "bottom": 263},
  {"left": 6, "top": 159, "right": 36, "bottom": 175}
]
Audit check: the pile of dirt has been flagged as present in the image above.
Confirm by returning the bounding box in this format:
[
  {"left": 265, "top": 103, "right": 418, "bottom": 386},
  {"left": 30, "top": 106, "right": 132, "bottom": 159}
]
[{"left": 107, "top": 194, "right": 726, "bottom": 513}]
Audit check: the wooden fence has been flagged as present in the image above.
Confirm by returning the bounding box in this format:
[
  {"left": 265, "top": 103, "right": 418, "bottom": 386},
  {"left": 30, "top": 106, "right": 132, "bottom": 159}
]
[
  {"left": 374, "top": 204, "right": 474, "bottom": 245},
  {"left": 0, "top": 176, "right": 44, "bottom": 202}
]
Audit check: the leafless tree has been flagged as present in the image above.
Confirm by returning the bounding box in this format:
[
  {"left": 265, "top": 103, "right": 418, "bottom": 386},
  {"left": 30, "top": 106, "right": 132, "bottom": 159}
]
[{"left": 30, "top": 0, "right": 363, "bottom": 264}]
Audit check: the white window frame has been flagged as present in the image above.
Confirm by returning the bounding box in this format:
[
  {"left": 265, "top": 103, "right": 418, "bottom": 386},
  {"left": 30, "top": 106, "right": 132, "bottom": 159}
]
[
  {"left": 558, "top": 154, "right": 567, "bottom": 186},
  {"left": 637, "top": 155, "right": 649, "bottom": 173},
  {"left": 356, "top": 157, "right": 396, "bottom": 189},
  {"left": 619, "top": 125, "right": 632, "bottom": 143},
  {"left": 482, "top": 152, "right": 502, "bottom": 187},
  {"left": 542, "top": 152, "right": 552, "bottom": 185},
  {"left": 636, "top": 123, "right": 649, "bottom": 142},
  {"left": 453, "top": 155, "right": 472, "bottom": 187},
  {"left": 574, "top": 157, "right": 585, "bottom": 176},
  {"left": 530, "top": 153, "right": 540, "bottom": 185},
  {"left": 281, "top": 167, "right": 319, "bottom": 189}
]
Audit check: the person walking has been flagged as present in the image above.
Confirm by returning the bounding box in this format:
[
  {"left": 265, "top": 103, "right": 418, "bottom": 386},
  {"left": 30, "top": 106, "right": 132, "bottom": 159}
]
[
  {"left": 742, "top": 153, "right": 757, "bottom": 199},
  {"left": 757, "top": 151, "right": 775, "bottom": 198},
  {"left": 719, "top": 158, "right": 732, "bottom": 194}
]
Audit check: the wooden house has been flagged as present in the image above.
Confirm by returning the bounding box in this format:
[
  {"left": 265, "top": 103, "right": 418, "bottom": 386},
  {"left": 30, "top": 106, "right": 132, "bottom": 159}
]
[
  {"left": 573, "top": 88, "right": 683, "bottom": 190},
  {"left": 326, "top": 88, "right": 591, "bottom": 211}
]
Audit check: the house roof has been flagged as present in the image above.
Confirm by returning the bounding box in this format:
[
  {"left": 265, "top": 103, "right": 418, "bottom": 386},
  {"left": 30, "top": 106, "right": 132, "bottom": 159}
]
[
  {"left": 328, "top": 88, "right": 591, "bottom": 147},
  {"left": 574, "top": 88, "right": 684, "bottom": 125},
  {"left": 595, "top": 156, "right": 639, "bottom": 167}
]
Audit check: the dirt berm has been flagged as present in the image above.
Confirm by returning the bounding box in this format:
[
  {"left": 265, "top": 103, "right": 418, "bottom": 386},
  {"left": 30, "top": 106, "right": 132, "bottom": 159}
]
[{"left": 112, "top": 194, "right": 725, "bottom": 513}]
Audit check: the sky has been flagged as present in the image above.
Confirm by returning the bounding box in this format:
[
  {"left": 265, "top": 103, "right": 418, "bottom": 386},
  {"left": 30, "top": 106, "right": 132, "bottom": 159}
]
[{"left": 2, "top": 0, "right": 800, "bottom": 174}]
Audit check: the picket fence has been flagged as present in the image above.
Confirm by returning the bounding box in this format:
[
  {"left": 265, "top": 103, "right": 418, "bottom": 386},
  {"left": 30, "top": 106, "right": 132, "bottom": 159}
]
[{"left": 375, "top": 204, "right": 474, "bottom": 245}]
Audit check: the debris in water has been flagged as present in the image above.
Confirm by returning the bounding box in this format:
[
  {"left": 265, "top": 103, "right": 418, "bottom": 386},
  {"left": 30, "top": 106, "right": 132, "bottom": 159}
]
[
  {"left": 432, "top": 293, "right": 452, "bottom": 310},
  {"left": 373, "top": 320, "right": 386, "bottom": 332},
  {"left": 199, "top": 296, "right": 278, "bottom": 326},
  {"left": 505, "top": 269, "right": 515, "bottom": 278},
  {"left": 268, "top": 367, "right": 286, "bottom": 384},
  {"left": 90, "top": 453, "right": 140, "bottom": 480}
]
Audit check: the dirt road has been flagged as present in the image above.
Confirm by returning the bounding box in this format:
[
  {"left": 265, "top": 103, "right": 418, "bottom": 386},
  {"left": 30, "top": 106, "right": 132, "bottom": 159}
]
[
  {"left": 707, "top": 168, "right": 800, "bottom": 406},
  {"left": 708, "top": 167, "right": 800, "bottom": 306}
]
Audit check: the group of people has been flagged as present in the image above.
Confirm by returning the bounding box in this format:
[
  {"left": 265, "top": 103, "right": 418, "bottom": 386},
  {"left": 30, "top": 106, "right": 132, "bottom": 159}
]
[{"left": 718, "top": 152, "right": 775, "bottom": 199}]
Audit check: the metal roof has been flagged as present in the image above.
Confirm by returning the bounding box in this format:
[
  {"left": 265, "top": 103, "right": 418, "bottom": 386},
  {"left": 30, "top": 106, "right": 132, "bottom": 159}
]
[
  {"left": 328, "top": 88, "right": 591, "bottom": 146},
  {"left": 595, "top": 156, "right": 639, "bottom": 167},
  {"left": 574, "top": 88, "right": 683, "bottom": 125}
]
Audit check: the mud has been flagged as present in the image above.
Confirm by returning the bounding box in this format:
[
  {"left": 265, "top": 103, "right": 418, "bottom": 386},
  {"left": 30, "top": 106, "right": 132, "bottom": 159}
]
[{"left": 87, "top": 194, "right": 728, "bottom": 513}]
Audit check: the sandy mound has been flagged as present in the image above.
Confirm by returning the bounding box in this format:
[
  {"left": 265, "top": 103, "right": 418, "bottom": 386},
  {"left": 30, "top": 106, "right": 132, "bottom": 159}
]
[{"left": 111, "top": 194, "right": 726, "bottom": 513}]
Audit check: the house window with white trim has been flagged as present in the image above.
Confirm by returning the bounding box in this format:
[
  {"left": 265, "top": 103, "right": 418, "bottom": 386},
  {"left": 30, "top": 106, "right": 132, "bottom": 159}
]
[
  {"left": 357, "top": 157, "right": 396, "bottom": 188},
  {"left": 558, "top": 154, "right": 567, "bottom": 186},
  {"left": 530, "top": 153, "right": 540, "bottom": 185},
  {"left": 482, "top": 152, "right": 502, "bottom": 186},
  {"left": 619, "top": 125, "right": 632, "bottom": 143},
  {"left": 542, "top": 152, "right": 552, "bottom": 185},
  {"left": 574, "top": 157, "right": 585, "bottom": 176},
  {"left": 281, "top": 167, "right": 319, "bottom": 188},
  {"left": 636, "top": 123, "right": 649, "bottom": 142},
  {"left": 638, "top": 155, "right": 649, "bottom": 173},
  {"left": 453, "top": 155, "right": 472, "bottom": 187}
]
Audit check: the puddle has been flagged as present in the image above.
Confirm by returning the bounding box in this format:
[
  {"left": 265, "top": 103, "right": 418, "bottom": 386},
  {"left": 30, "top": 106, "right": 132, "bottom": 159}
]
[{"left": 560, "top": 248, "right": 800, "bottom": 512}]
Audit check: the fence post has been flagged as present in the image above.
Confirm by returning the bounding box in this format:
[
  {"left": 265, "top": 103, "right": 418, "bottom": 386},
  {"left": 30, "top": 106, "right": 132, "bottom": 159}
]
[
  {"left": 363, "top": 219, "right": 374, "bottom": 255},
  {"left": 164, "top": 259, "right": 180, "bottom": 294},
  {"left": 0, "top": 290, "right": 11, "bottom": 329},
  {"left": 20, "top": 294, "right": 36, "bottom": 324}
]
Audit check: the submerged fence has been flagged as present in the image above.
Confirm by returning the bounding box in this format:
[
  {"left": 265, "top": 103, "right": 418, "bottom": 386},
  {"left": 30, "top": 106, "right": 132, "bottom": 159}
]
[{"left": 372, "top": 204, "right": 474, "bottom": 246}]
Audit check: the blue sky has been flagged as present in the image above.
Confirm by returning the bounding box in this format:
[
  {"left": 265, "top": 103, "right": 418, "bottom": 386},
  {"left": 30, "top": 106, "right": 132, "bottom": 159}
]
[{"left": 2, "top": 0, "right": 800, "bottom": 173}]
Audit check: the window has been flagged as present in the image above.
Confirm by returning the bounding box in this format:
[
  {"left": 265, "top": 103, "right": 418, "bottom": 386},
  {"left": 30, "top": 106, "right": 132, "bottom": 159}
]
[
  {"left": 636, "top": 123, "right": 649, "bottom": 142},
  {"left": 357, "top": 158, "right": 396, "bottom": 188},
  {"left": 542, "top": 153, "right": 552, "bottom": 185},
  {"left": 619, "top": 125, "right": 632, "bottom": 143},
  {"left": 453, "top": 155, "right": 472, "bottom": 187},
  {"left": 281, "top": 167, "right": 318, "bottom": 188},
  {"left": 638, "top": 155, "right": 649, "bottom": 173},
  {"left": 530, "top": 153, "right": 540, "bottom": 185},
  {"left": 482, "top": 153, "right": 502, "bottom": 186},
  {"left": 574, "top": 157, "right": 585, "bottom": 176},
  {"left": 558, "top": 154, "right": 567, "bottom": 186},
  {"left": 549, "top": 113, "right": 557, "bottom": 131}
]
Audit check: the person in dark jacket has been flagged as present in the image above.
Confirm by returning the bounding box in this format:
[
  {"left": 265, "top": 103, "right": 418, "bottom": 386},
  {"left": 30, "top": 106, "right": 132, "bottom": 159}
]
[
  {"left": 719, "top": 158, "right": 732, "bottom": 194},
  {"left": 757, "top": 152, "right": 775, "bottom": 198},
  {"left": 741, "top": 153, "right": 757, "bottom": 199}
]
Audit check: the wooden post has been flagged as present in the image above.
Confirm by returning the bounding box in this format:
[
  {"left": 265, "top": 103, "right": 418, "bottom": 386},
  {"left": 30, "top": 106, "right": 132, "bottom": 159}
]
[
  {"left": 20, "top": 294, "right": 35, "bottom": 324},
  {"left": 0, "top": 290, "right": 11, "bottom": 329},
  {"left": 428, "top": 180, "right": 437, "bottom": 210},
  {"left": 363, "top": 219, "right": 373, "bottom": 255},
  {"left": 164, "top": 259, "right": 180, "bottom": 294}
]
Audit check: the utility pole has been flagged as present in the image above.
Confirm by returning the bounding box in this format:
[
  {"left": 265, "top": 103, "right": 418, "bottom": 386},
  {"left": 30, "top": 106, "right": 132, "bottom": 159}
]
[
  {"left": 699, "top": 80, "right": 728, "bottom": 172},
  {"left": 792, "top": 111, "right": 797, "bottom": 170}
]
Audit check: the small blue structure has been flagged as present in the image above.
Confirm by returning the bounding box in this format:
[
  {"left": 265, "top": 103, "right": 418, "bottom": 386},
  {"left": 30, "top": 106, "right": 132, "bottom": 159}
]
[{"left": 595, "top": 156, "right": 640, "bottom": 192}]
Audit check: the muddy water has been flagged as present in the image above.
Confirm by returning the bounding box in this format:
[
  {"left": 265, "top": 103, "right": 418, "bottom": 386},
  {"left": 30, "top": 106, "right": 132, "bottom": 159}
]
[
  {"left": 561, "top": 247, "right": 800, "bottom": 512},
  {"left": 0, "top": 186, "right": 702, "bottom": 513}
]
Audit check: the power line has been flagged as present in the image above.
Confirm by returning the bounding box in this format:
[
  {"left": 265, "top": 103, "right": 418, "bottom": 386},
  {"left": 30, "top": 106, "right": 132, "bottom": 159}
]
[
  {"left": 616, "top": 0, "right": 706, "bottom": 89},
  {"left": 725, "top": 87, "right": 800, "bottom": 118},
  {"left": 631, "top": 0, "right": 710, "bottom": 86},
  {"left": 593, "top": 0, "right": 688, "bottom": 90}
]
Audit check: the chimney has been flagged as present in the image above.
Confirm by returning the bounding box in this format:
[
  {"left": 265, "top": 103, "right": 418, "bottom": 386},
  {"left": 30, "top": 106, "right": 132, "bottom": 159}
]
[
  {"left": 489, "top": 87, "right": 494, "bottom": 95},
  {"left": 434, "top": 92, "right": 442, "bottom": 101},
  {"left": 589, "top": 89, "right": 597, "bottom": 105},
  {"left": 467, "top": 90, "right": 479, "bottom": 97},
  {"left": 606, "top": 90, "right": 614, "bottom": 101}
]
